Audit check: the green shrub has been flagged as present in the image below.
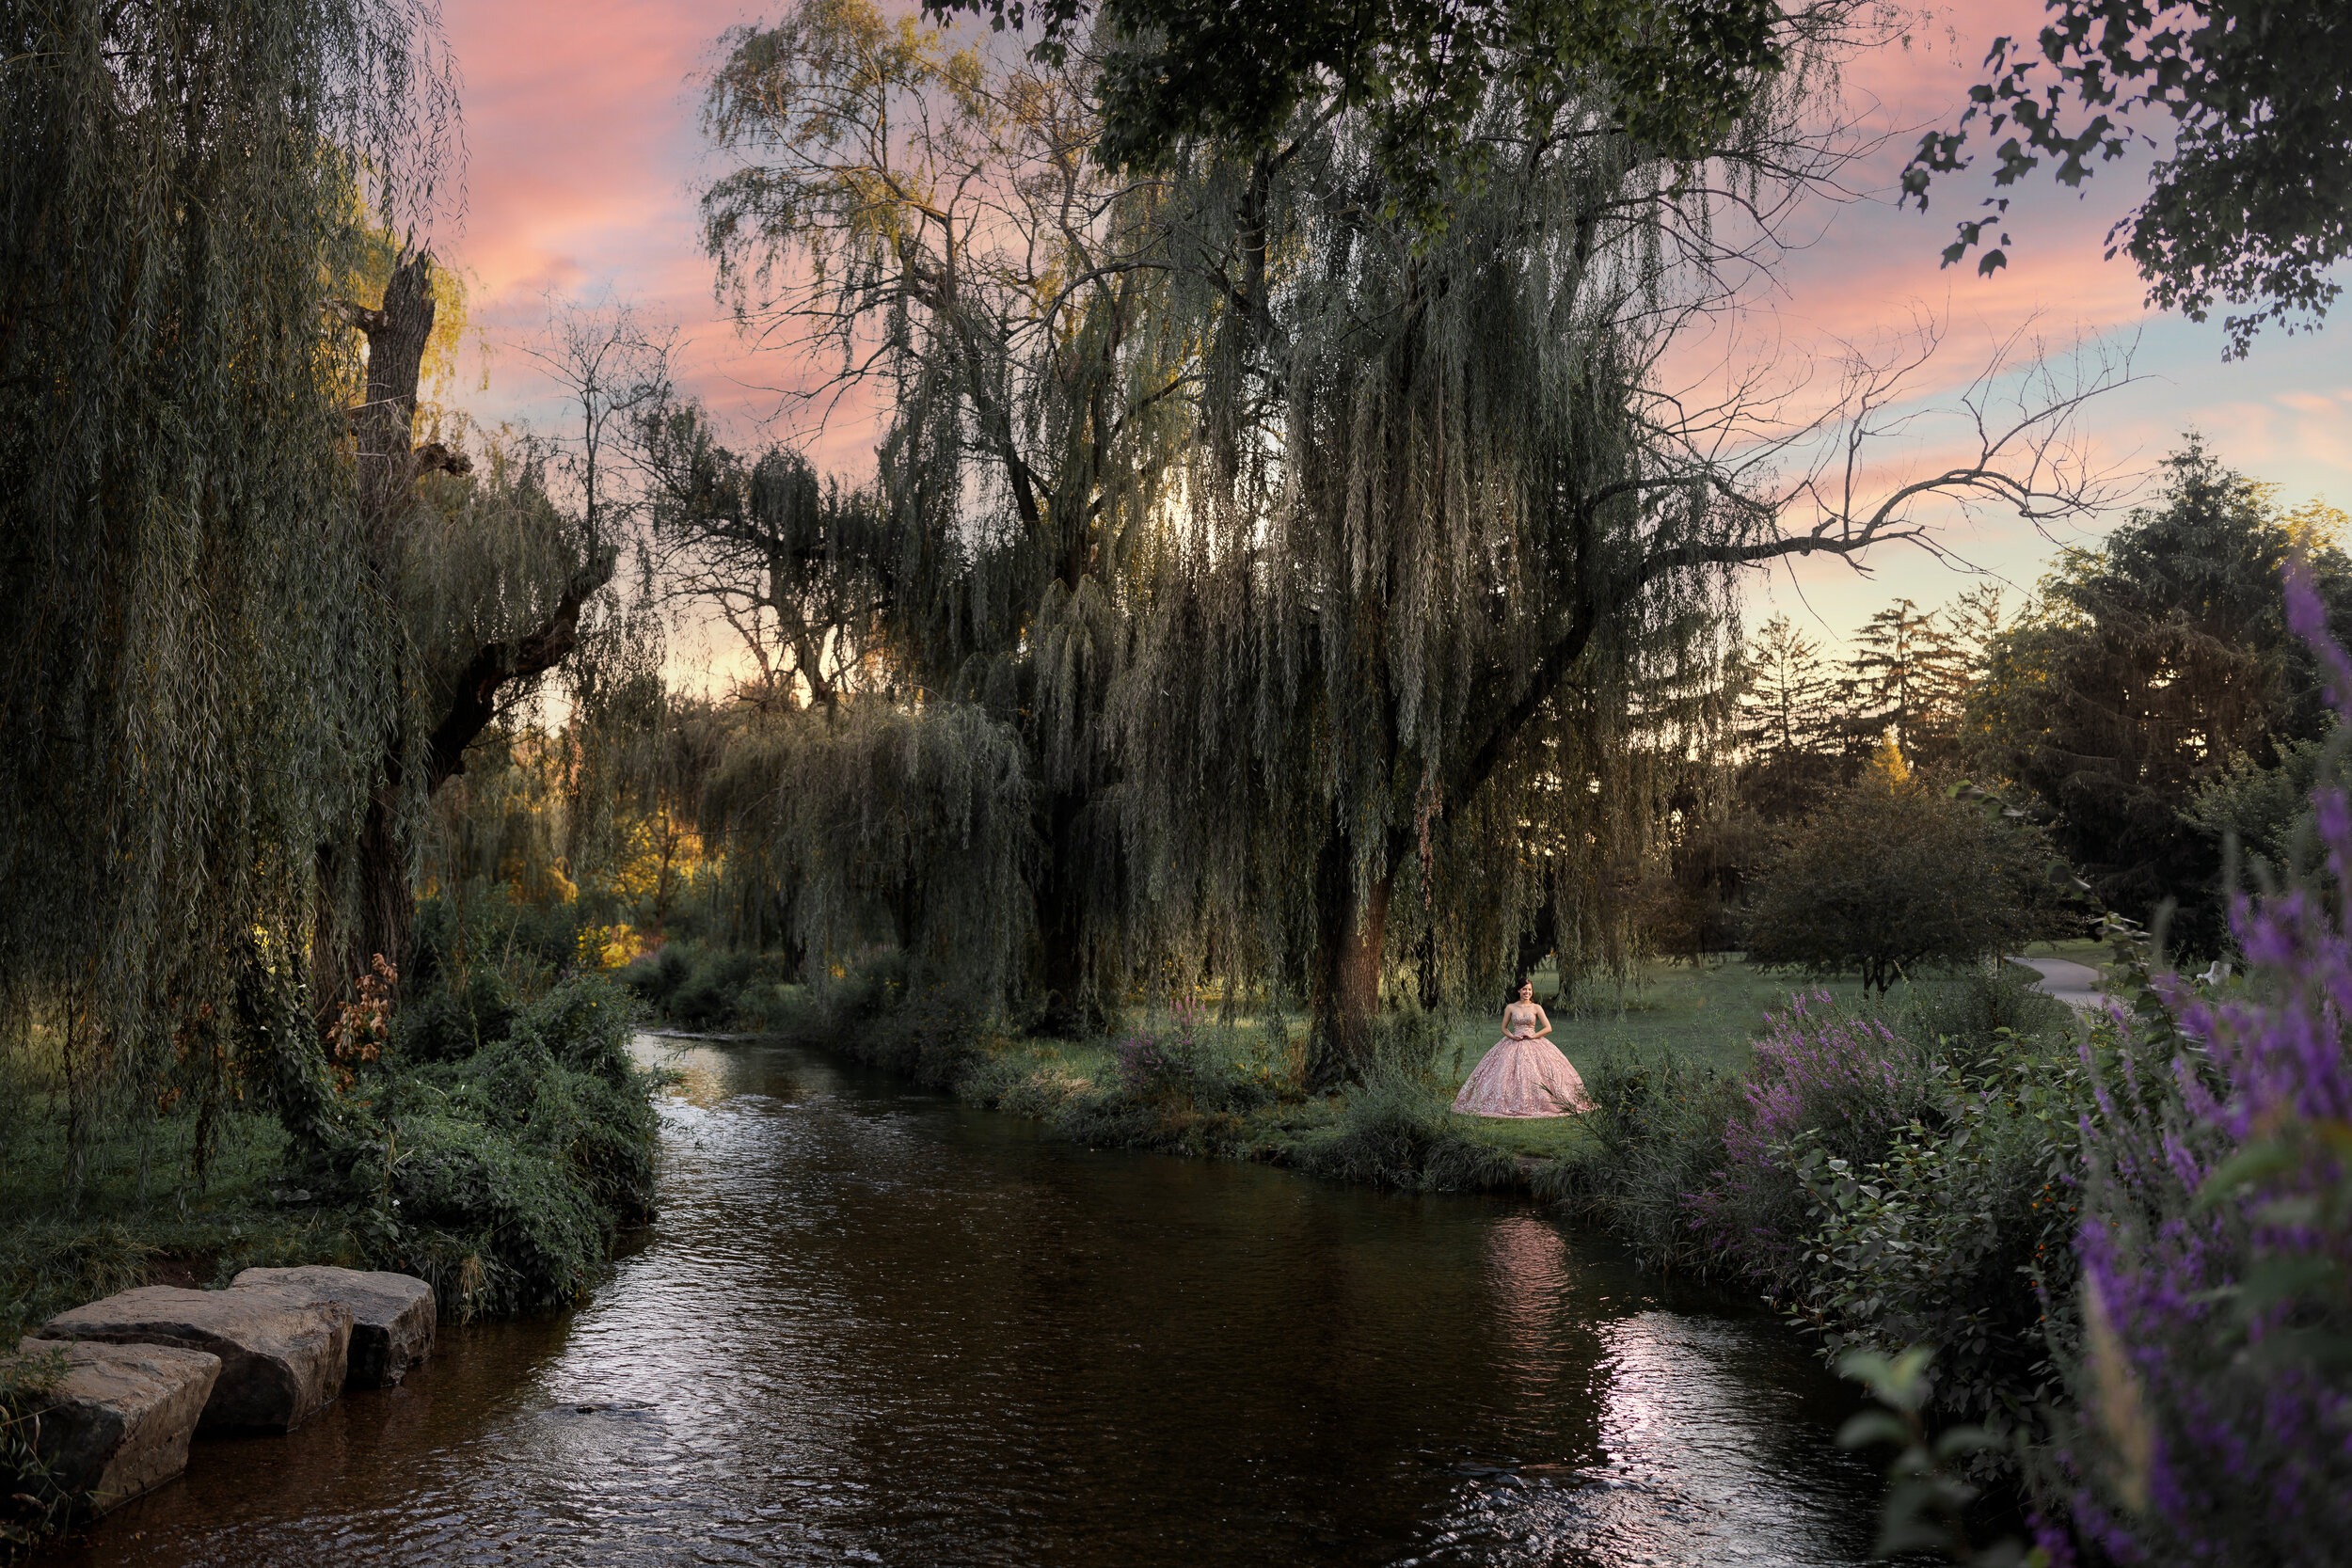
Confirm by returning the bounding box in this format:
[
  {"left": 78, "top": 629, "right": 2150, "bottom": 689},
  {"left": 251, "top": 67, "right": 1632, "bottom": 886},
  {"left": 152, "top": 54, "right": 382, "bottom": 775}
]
[
  {"left": 1785, "top": 1067, "right": 2083, "bottom": 1436},
  {"left": 1549, "top": 1047, "right": 1744, "bottom": 1263},
  {"left": 1745, "top": 773, "right": 2080, "bottom": 992},
  {"left": 1295, "top": 1061, "right": 1518, "bottom": 1193},
  {"left": 1899, "top": 966, "right": 2073, "bottom": 1077},
  {"left": 1, "top": 1342, "right": 69, "bottom": 1550},
  {"left": 291, "top": 971, "right": 660, "bottom": 1319}
]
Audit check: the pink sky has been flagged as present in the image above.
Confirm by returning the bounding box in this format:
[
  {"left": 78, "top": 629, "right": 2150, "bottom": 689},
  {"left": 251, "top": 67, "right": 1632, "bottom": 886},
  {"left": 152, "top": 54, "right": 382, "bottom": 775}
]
[{"left": 435, "top": 0, "right": 2350, "bottom": 652}]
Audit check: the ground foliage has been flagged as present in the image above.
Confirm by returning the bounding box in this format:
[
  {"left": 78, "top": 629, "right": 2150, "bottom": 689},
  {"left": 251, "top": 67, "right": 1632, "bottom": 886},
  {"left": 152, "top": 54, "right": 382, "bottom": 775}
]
[{"left": 1552, "top": 965, "right": 2085, "bottom": 1451}]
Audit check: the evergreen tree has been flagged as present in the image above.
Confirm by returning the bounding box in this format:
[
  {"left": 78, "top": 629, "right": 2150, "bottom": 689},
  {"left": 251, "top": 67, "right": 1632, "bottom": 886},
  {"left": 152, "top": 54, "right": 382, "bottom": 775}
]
[
  {"left": 1845, "top": 598, "right": 1970, "bottom": 767},
  {"left": 1738, "top": 614, "right": 1842, "bottom": 819}
]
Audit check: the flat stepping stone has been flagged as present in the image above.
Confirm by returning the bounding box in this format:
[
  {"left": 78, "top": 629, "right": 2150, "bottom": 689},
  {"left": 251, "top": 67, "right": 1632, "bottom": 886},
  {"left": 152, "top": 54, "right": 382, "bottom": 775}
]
[
  {"left": 35, "top": 1285, "right": 351, "bottom": 1433},
  {"left": 8, "top": 1337, "right": 220, "bottom": 1517},
  {"left": 232, "top": 1266, "right": 436, "bottom": 1388}
]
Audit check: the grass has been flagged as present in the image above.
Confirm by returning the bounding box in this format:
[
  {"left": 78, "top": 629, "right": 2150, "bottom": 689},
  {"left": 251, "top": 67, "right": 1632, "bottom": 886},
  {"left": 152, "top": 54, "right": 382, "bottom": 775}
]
[
  {"left": 0, "top": 1090, "right": 363, "bottom": 1344},
  {"left": 752, "top": 954, "right": 2052, "bottom": 1196}
]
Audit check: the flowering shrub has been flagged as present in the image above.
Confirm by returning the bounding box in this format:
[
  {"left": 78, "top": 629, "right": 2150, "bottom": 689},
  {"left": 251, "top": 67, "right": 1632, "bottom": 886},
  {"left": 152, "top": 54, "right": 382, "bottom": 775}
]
[
  {"left": 2050, "top": 567, "right": 2352, "bottom": 1566},
  {"left": 1113, "top": 995, "right": 1205, "bottom": 1099},
  {"left": 1686, "top": 991, "right": 1931, "bottom": 1286}
]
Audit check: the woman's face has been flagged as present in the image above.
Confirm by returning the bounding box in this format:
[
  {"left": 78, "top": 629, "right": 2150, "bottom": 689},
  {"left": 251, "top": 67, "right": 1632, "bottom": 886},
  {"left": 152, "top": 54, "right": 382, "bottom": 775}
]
[{"left": 1518, "top": 984, "right": 1534, "bottom": 1003}]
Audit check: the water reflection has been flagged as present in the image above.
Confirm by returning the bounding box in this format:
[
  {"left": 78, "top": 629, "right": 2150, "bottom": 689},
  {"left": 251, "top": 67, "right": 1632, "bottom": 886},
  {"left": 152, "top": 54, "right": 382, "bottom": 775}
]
[{"left": 48, "top": 1037, "right": 1875, "bottom": 1566}]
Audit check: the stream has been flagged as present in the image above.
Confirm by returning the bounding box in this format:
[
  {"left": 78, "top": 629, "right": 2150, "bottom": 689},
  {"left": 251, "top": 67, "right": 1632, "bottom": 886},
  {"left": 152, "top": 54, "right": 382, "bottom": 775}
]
[{"left": 52, "top": 1035, "right": 1882, "bottom": 1566}]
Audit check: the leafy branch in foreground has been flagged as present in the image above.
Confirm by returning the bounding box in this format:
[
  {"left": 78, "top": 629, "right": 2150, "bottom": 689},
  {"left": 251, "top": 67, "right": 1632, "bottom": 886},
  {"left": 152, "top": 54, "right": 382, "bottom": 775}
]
[
  {"left": 1902, "top": 1, "right": 2352, "bottom": 355},
  {"left": 1839, "top": 1345, "right": 2045, "bottom": 1567}
]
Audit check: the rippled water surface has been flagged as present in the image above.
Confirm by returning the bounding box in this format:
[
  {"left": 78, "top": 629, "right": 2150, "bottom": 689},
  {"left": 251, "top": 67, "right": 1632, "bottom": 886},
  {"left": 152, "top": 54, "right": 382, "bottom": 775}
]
[{"left": 55, "top": 1037, "right": 1881, "bottom": 1566}]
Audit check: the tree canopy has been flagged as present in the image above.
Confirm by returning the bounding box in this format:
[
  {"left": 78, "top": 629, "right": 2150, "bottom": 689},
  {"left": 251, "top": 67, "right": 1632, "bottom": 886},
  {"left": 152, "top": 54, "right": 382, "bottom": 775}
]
[
  {"left": 1744, "top": 763, "right": 2079, "bottom": 992},
  {"left": 1903, "top": 1, "right": 2352, "bottom": 355},
  {"left": 693, "top": 0, "right": 2122, "bottom": 1074},
  {"left": 926, "top": 0, "right": 1827, "bottom": 227},
  {"left": 0, "top": 0, "right": 455, "bottom": 1112},
  {"left": 1966, "top": 443, "right": 2352, "bottom": 950}
]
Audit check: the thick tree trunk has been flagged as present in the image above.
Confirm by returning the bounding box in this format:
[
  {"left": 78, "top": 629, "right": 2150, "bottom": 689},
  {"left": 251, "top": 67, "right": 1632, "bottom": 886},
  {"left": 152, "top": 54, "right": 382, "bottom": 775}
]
[
  {"left": 1308, "top": 832, "right": 1393, "bottom": 1088},
  {"left": 310, "top": 784, "right": 411, "bottom": 1032},
  {"left": 310, "top": 254, "right": 440, "bottom": 1022}
]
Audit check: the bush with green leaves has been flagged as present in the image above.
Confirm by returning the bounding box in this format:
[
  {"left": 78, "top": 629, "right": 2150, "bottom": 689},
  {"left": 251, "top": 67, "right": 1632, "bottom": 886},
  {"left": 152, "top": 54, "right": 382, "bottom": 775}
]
[
  {"left": 1557, "top": 974, "right": 2090, "bottom": 1441},
  {"left": 1784, "top": 1047, "right": 2087, "bottom": 1434},
  {"left": 1293, "top": 1060, "right": 1518, "bottom": 1193},
  {"left": 1745, "top": 773, "right": 2080, "bottom": 992},
  {"left": 255, "top": 970, "right": 660, "bottom": 1320}
]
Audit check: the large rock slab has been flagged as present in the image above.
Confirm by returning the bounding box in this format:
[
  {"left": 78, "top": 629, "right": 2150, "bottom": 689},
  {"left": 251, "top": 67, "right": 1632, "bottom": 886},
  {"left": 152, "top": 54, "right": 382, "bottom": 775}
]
[
  {"left": 8, "top": 1337, "right": 220, "bottom": 1516},
  {"left": 231, "top": 1266, "right": 436, "bottom": 1388},
  {"left": 36, "top": 1286, "right": 350, "bottom": 1433}
]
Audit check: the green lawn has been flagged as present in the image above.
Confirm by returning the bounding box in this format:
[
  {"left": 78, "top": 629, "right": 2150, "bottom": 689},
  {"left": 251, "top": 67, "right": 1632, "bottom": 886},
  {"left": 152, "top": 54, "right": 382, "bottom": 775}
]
[{"left": 0, "top": 1091, "right": 357, "bottom": 1341}]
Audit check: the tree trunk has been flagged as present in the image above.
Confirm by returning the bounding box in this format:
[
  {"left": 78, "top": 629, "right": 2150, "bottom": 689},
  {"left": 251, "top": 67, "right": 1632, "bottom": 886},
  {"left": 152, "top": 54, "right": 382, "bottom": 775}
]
[
  {"left": 310, "top": 251, "right": 611, "bottom": 1021},
  {"left": 1308, "top": 831, "right": 1393, "bottom": 1088},
  {"left": 310, "top": 784, "right": 411, "bottom": 1031}
]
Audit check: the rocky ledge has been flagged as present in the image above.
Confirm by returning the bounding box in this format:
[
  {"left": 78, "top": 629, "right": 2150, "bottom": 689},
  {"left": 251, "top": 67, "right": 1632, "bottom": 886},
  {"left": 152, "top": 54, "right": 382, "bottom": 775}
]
[{"left": 232, "top": 1266, "right": 435, "bottom": 1389}]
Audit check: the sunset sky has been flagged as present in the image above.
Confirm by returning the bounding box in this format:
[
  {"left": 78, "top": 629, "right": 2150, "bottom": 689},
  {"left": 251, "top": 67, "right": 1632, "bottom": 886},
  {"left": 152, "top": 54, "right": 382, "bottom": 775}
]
[{"left": 432, "top": 0, "right": 2351, "bottom": 659}]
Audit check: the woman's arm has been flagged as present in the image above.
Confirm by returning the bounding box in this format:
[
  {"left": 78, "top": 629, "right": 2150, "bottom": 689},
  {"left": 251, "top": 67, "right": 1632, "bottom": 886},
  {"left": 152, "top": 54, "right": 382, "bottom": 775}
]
[{"left": 1533, "top": 1005, "right": 1553, "bottom": 1039}]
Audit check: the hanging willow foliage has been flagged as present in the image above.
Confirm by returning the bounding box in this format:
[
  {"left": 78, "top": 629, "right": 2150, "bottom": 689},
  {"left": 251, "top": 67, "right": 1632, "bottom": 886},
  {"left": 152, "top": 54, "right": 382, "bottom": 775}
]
[
  {"left": 703, "top": 703, "right": 1038, "bottom": 1006},
  {"left": 698, "top": 6, "right": 2112, "bottom": 1070},
  {"left": 1094, "top": 96, "right": 1781, "bottom": 1069},
  {"left": 0, "top": 0, "right": 457, "bottom": 1148}
]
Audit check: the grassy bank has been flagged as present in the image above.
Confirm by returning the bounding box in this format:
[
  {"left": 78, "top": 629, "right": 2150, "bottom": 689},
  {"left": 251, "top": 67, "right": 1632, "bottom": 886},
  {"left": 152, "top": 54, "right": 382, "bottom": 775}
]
[
  {"left": 636, "top": 942, "right": 2092, "bottom": 1200},
  {"left": 0, "top": 969, "right": 665, "bottom": 1348}
]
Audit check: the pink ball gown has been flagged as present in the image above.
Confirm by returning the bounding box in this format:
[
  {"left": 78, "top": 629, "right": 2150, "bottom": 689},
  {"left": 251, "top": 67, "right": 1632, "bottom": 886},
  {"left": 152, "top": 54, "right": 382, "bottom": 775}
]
[{"left": 1452, "top": 1004, "right": 1595, "bottom": 1117}]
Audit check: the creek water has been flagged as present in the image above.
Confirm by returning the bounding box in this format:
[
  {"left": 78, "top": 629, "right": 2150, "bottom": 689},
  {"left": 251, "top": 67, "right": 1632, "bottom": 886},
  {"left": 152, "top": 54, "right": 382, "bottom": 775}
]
[{"left": 53, "top": 1036, "right": 1882, "bottom": 1566}]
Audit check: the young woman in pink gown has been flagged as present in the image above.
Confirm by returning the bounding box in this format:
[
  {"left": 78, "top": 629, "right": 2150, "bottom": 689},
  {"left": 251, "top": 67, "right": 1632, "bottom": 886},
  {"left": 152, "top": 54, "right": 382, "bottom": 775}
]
[{"left": 1452, "top": 981, "right": 1595, "bottom": 1117}]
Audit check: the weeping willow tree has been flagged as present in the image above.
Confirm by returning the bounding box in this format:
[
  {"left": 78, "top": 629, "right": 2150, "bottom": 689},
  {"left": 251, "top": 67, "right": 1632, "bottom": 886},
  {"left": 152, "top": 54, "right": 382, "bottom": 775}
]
[
  {"left": 701, "top": 0, "right": 1193, "bottom": 1029},
  {"left": 0, "top": 0, "right": 460, "bottom": 1184},
  {"left": 700, "top": 2, "right": 2123, "bottom": 1069},
  {"left": 1104, "top": 55, "right": 2130, "bottom": 1076},
  {"left": 703, "top": 704, "right": 1038, "bottom": 1004}
]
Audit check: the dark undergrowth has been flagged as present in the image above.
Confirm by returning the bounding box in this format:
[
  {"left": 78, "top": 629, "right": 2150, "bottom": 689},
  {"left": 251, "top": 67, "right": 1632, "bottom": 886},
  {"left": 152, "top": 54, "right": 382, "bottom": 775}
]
[{"left": 3, "top": 908, "right": 665, "bottom": 1349}]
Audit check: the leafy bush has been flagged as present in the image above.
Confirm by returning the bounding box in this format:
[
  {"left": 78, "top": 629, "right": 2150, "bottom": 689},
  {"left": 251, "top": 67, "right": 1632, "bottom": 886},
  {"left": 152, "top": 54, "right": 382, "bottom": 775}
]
[
  {"left": 1785, "top": 1046, "right": 2086, "bottom": 1433},
  {"left": 620, "top": 941, "right": 798, "bottom": 1033},
  {"left": 1746, "top": 771, "right": 2079, "bottom": 991},
  {"left": 1295, "top": 1060, "right": 1518, "bottom": 1193},
  {"left": 1540, "top": 1047, "right": 1743, "bottom": 1259},
  {"left": 1902, "top": 966, "right": 2074, "bottom": 1076},
  {"left": 1556, "top": 980, "right": 2093, "bottom": 1445},
  {"left": 1685, "top": 992, "right": 1937, "bottom": 1287},
  {"left": 280, "top": 971, "right": 661, "bottom": 1319}
]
